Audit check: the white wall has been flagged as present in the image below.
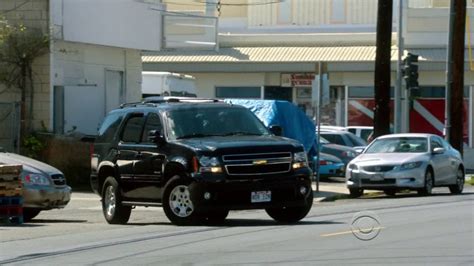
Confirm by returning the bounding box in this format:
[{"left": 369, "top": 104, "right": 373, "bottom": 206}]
[
  {"left": 53, "top": 41, "right": 142, "bottom": 134},
  {"left": 186, "top": 73, "right": 266, "bottom": 97},
  {"left": 55, "top": 0, "right": 162, "bottom": 51}
]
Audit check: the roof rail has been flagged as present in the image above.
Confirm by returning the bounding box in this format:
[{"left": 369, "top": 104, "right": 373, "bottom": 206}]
[
  {"left": 119, "top": 102, "right": 158, "bottom": 108},
  {"left": 143, "top": 96, "right": 222, "bottom": 104}
]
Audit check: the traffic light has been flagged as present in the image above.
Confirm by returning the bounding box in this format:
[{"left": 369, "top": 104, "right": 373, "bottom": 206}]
[{"left": 403, "top": 53, "right": 419, "bottom": 89}]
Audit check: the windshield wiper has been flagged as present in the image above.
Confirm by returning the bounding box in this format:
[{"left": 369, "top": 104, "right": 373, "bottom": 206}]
[
  {"left": 177, "top": 133, "right": 221, "bottom": 139},
  {"left": 222, "top": 132, "right": 262, "bottom": 136}
]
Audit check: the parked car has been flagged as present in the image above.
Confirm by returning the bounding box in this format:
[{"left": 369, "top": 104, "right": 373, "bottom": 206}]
[
  {"left": 91, "top": 98, "right": 313, "bottom": 225},
  {"left": 318, "top": 136, "right": 358, "bottom": 167},
  {"left": 346, "top": 133, "right": 465, "bottom": 197},
  {"left": 0, "top": 148, "right": 71, "bottom": 221},
  {"left": 346, "top": 126, "right": 373, "bottom": 142},
  {"left": 320, "top": 130, "right": 367, "bottom": 153},
  {"left": 312, "top": 152, "right": 345, "bottom": 178}
]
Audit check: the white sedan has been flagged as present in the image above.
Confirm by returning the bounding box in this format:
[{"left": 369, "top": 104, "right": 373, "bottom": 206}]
[{"left": 346, "top": 133, "right": 465, "bottom": 197}]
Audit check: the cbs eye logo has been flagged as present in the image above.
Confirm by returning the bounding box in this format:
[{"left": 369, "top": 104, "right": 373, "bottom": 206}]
[{"left": 351, "top": 211, "right": 383, "bottom": 241}]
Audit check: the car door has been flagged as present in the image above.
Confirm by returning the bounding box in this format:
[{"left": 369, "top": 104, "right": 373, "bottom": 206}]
[
  {"left": 117, "top": 113, "right": 145, "bottom": 197},
  {"left": 439, "top": 137, "right": 459, "bottom": 183},
  {"left": 132, "top": 112, "right": 166, "bottom": 200},
  {"left": 430, "top": 136, "right": 450, "bottom": 185}
]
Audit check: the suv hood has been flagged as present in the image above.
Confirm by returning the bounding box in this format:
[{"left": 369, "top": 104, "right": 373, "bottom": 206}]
[
  {"left": 0, "top": 152, "right": 62, "bottom": 175},
  {"left": 174, "top": 135, "right": 303, "bottom": 153}
]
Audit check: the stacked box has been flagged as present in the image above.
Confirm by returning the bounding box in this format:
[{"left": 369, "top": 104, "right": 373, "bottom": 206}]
[{"left": 0, "top": 165, "right": 23, "bottom": 225}]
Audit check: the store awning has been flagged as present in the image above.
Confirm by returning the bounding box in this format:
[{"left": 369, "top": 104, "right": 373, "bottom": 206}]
[{"left": 142, "top": 47, "right": 466, "bottom": 64}]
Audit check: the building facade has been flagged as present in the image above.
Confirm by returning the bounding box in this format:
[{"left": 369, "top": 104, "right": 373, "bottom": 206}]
[
  {"left": 144, "top": 0, "right": 474, "bottom": 149},
  {"left": 0, "top": 0, "right": 163, "bottom": 151}
]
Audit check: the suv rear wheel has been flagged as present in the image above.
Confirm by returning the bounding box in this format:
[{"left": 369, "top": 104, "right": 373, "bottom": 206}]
[
  {"left": 265, "top": 189, "right": 313, "bottom": 223},
  {"left": 163, "top": 176, "right": 202, "bottom": 225},
  {"left": 102, "top": 177, "right": 131, "bottom": 224}
]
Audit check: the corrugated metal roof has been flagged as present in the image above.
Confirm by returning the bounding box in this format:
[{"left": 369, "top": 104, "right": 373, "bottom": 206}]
[{"left": 142, "top": 47, "right": 465, "bottom": 64}]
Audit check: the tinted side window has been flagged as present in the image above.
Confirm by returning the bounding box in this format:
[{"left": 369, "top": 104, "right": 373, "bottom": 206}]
[
  {"left": 348, "top": 128, "right": 356, "bottom": 134},
  {"left": 97, "top": 112, "right": 123, "bottom": 142},
  {"left": 323, "top": 134, "right": 345, "bottom": 146},
  {"left": 346, "top": 133, "right": 367, "bottom": 146},
  {"left": 142, "top": 113, "right": 163, "bottom": 143},
  {"left": 122, "top": 116, "right": 145, "bottom": 143}
]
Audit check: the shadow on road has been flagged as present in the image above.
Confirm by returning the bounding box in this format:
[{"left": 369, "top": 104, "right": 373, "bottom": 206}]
[
  {"left": 127, "top": 219, "right": 344, "bottom": 227},
  {"left": 29, "top": 219, "right": 88, "bottom": 224}
]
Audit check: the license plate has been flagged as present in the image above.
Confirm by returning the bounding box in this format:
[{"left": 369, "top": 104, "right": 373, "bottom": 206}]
[
  {"left": 371, "top": 174, "right": 384, "bottom": 181},
  {"left": 251, "top": 191, "right": 271, "bottom": 203}
]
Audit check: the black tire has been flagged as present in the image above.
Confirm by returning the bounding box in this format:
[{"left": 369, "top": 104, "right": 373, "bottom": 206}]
[
  {"left": 265, "top": 189, "right": 313, "bottom": 224},
  {"left": 162, "top": 175, "right": 202, "bottom": 226},
  {"left": 204, "top": 210, "right": 229, "bottom": 225},
  {"left": 23, "top": 208, "right": 41, "bottom": 222},
  {"left": 449, "top": 168, "right": 464, "bottom": 194},
  {"left": 101, "top": 177, "right": 131, "bottom": 224},
  {"left": 418, "top": 169, "right": 434, "bottom": 196},
  {"left": 383, "top": 189, "right": 397, "bottom": 196},
  {"left": 349, "top": 188, "right": 364, "bottom": 198}
]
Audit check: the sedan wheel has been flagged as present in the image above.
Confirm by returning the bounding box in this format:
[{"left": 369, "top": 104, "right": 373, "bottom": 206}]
[
  {"left": 418, "top": 170, "right": 433, "bottom": 196},
  {"left": 449, "top": 168, "right": 464, "bottom": 194}
]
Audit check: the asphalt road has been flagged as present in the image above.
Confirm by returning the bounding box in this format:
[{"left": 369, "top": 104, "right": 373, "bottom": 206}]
[{"left": 1, "top": 185, "right": 473, "bottom": 265}]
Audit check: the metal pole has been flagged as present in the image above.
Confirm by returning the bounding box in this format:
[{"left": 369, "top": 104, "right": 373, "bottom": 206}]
[
  {"left": 395, "top": 0, "right": 404, "bottom": 133},
  {"left": 315, "top": 62, "right": 322, "bottom": 193},
  {"left": 445, "top": 0, "right": 455, "bottom": 141}
]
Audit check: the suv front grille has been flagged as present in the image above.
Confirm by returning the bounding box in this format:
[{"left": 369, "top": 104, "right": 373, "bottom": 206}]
[
  {"left": 51, "top": 174, "right": 66, "bottom": 186},
  {"left": 223, "top": 152, "right": 292, "bottom": 176}
]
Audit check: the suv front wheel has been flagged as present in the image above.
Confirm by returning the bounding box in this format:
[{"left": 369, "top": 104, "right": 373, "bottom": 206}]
[
  {"left": 265, "top": 189, "right": 313, "bottom": 223},
  {"left": 163, "top": 176, "right": 202, "bottom": 225},
  {"left": 102, "top": 177, "right": 131, "bottom": 224}
]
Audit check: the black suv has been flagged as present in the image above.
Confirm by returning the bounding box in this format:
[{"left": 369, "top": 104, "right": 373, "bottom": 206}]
[{"left": 90, "top": 98, "right": 313, "bottom": 225}]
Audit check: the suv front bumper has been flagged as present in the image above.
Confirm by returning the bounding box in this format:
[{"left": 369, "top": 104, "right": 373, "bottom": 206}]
[{"left": 189, "top": 174, "right": 312, "bottom": 211}]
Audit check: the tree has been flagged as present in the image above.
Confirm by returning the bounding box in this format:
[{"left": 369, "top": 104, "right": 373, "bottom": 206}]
[{"left": 0, "top": 19, "right": 49, "bottom": 145}]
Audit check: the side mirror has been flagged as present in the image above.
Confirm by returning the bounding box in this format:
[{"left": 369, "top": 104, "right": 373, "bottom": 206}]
[
  {"left": 148, "top": 130, "right": 165, "bottom": 144},
  {"left": 269, "top": 125, "right": 283, "bottom": 136},
  {"left": 432, "top": 147, "right": 445, "bottom": 154}
]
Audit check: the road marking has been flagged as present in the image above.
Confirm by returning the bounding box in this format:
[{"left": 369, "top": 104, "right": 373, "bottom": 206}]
[{"left": 321, "top": 227, "right": 385, "bottom": 237}]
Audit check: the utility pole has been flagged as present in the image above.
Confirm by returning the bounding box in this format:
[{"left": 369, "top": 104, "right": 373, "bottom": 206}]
[
  {"left": 373, "top": 0, "right": 393, "bottom": 138},
  {"left": 395, "top": 0, "right": 404, "bottom": 134},
  {"left": 446, "top": 0, "right": 466, "bottom": 154}
]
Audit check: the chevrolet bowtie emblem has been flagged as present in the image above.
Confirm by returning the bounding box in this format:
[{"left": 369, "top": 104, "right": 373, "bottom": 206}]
[{"left": 253, "top": 160, "right": 267, "bottom": 165}]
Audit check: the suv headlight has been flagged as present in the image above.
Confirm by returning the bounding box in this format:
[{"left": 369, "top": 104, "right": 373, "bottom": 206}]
[
  {"left": 293, "top": 151, "right": 308, "bottom": 169},
  {"left": 198, "top": 156, "right": 222, "bottom": 173},
  {"left": 23, "top": 173, "right": 51, "bottom": 186},
  {"left": 400, "top": 161, "right": 423, "bottom": 170}
]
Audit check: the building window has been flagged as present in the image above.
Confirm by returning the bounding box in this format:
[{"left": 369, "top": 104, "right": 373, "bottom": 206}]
[
  {"left": 264, "top": 86, "right": 292, "bottom": 101},
  {"left": 215, "top": 86, "right": 261, "bottom": 99}
]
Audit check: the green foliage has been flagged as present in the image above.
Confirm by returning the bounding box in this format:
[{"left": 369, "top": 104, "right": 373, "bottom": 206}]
[
  {"left": 22, "top": 134, "right": 45, "bottom": 159},
  {"left": 0, "top": 18, "right": 49, "bottom": 91}
]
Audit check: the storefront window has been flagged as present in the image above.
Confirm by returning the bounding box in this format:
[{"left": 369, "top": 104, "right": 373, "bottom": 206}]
[{"left": 215, "top": 86, "right": 261, "bottom": 99}]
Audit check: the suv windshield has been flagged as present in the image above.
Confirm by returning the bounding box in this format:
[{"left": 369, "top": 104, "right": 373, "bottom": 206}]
[
  {"left": 166, "top": 106, "right": 270, "bottom": 140},
  {"left": 365, "top": 137, "right": 428, "bottom": 153}
]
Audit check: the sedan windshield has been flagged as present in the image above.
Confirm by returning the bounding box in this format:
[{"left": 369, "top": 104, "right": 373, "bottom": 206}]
[
  {"left": 166, "top": 106, "right": 270, "bottom": 140},
  {"left": 365, "top": 137, "right": 428, "bottom": 153}
]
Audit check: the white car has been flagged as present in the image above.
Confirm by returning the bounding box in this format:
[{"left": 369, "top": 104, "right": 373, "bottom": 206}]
[
  {"left": 0, "top": 148, "right": 71, "bottom": 221},
  {"left": 346, "top": 126, "right": 373, "bottom": 142},
  {"left": 346, "top": 133, "right": 465, "bottom": 197}
]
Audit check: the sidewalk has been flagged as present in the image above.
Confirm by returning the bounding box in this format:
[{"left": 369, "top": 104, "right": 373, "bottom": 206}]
[{"left": 312, "top": 182, "right": 350, "bottom": 202}]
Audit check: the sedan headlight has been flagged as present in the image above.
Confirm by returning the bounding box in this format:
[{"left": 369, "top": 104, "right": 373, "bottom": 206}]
[
  {"left": 348, "top": 164, "right": 359, "bottom": 170},
  {"left": 293, "top": 151, "right": 308, "bottom": 169},
  {"left": 23, "top": 173, "right": 51, "bottom": 186},
  {"left": 400, "top": 161, "right": 423, "bottom": 170},
  {"left": 198, "top": 156, "right": 222, "bottom": 173}
]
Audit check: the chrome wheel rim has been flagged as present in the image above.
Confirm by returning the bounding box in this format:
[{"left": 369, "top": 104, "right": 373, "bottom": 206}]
[
  {"left": 104, "top": 185, "right": 116, "bottom": 217},
  {"left": 457, "top": 169, "right": 464, "bottom": 191},
  {"left": 169, "top": 185, "right": 194, "bottom": 218},
  {"left": 425, "top": 172, "right": 433, "bottom": 194}
]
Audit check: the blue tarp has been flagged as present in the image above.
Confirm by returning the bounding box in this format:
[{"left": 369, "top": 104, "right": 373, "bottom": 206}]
[{"left": 224, "top": 99, "right": 317, "bottom": 154}]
